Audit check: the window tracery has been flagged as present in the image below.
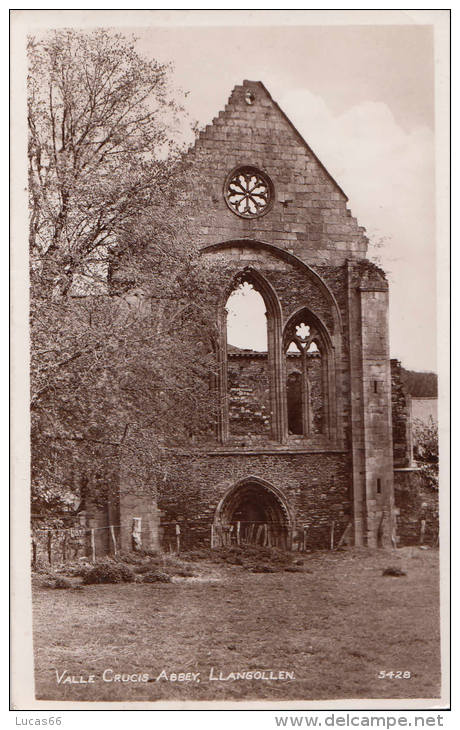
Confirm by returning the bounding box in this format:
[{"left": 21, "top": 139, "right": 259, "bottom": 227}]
[
  {"left": 224, "top": 167, "right": 274, "bottom": 219},
  {"left": 214, "top": 267, "right": 338, "bottom": 447},
  {"left": 284, "top": 314, "right": 327, "bottom": 439}
]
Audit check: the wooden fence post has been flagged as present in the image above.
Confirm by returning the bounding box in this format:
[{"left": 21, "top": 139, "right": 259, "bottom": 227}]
[
  {"left": 330, "top": 521, "right": 335, "bottom": 550},
  {"left": 303, "top": 526, "right": 308, "bottom": 552},
  {"left": 110, "top": 525, "right": 117, "bottom": 556},
  {"left": 90, "top": 528, "right": 96, "bottom": 563},
  {"left": 175, "top": 523, "right": 181, "bottom": 553},
  {"left": 47, "top": 530, "right": 52, "bottom": 565},
  {"left": 31, "top": 539, "right": 37, "bottom": 569},
  {"left": 248, "top": 523, "right": 255, "bottom": 544},
  {"left": 419, "top": 519, "right": 426, "bottom": 546}
]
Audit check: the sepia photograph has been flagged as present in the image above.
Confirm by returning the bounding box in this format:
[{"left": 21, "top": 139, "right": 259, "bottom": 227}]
[{"left": 10, "top": 9, "right": 450, "bottom": 711}]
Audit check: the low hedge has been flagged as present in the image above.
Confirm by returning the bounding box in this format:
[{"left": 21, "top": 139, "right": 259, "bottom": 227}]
[{"left": 81, "top": 559, "right": 135, "bottom": 585}]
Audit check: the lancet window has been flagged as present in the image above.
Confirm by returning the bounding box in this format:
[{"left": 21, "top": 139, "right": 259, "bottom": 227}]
[
  {"left": 218, "top": 268, "right": 284, "bottom": 444},
  {"left": 283, "top": 312, "right": 328, "bottom": 440},
  {"left": 225, "top": 281, "right": 270, "bottom": 440},
  {"left": 216, "top": 268, "right": 336, "bottom": 446}
]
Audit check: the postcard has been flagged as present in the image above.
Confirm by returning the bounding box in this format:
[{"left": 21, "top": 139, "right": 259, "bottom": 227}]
[{"left": 10, "top": 8, "right": 451, "bottom": 716}]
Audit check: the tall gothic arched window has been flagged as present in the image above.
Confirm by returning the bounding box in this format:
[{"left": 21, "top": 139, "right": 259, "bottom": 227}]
[
  {"left": 218, "top": 268, "right": 284, "bottom": 444},
  {"left": 283, "top": 310, "right": 329, "bottom": 440},
  {"left": 226, "top": 281, "right": 270, "bottom": 440}
]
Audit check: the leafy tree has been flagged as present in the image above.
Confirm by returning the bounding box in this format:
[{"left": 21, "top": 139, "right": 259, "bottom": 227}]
[
  {"left": 28, "top": 29, "right": 185, "bottom": 299},
  {"left": 400, "top": 368, "right": 438, "bottom": 397},
  {"left": 413, "top": 416, "right": 439, "bottom": 490},
  {"left": 28, "top": 30, "right": 219, "bottom": 521}
]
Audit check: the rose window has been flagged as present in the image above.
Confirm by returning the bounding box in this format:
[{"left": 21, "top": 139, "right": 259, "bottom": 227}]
[{"left": 224, "top": 166, "right": 273, "bottom": 218}]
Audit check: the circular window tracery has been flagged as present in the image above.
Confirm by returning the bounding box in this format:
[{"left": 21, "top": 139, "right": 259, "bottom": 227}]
[{"left": 224, "top": 166, "right": 274, "bottom": 218}]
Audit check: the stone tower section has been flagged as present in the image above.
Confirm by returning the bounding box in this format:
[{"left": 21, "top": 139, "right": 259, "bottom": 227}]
[
  {"left": 152, "top": 80, "right": 396, "bottom": 549},
  {"left": 347, "top": 263, "right": 395, "bottom": 546},
  {"left": 358, "top": 273, "right": 395, "bottom": 546}
]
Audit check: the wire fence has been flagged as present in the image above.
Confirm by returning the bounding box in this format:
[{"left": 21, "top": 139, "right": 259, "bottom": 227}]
[
  {"left": 30, "top": 517, "right": 354, "bottom": 567},
  {"left": 31, "top": 512, "right": 438, "bottom": 568}
]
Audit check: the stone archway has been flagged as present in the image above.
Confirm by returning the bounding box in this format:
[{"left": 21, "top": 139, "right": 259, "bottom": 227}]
[{"left": 213, "top": 478, "right": 292, "bottom": 549}]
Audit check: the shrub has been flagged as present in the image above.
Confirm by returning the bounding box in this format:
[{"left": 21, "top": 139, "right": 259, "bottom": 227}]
[
  {"left": 116, "top": 551, "right": 159, "bottom": 565},
  {"left": 32, "top": 572, "right": 74, "bottom": 589},
  {"left": 168, "top": 566, "right": 196, "bottom": 577},
  {"left": 382, "top": 567, "right": 407, "bottom": 577},
  {"left": 53, "top": 576, "right": 74, "bottom": 589},
  {"left": 81, "top": 559, "right": 135, "bottom": 585},
  {"left": 210, "top": 545, "right": 292, "bottom": 568},
  {"left": 132, "top": 555, "right": 196, "bottom": 578},
  {"left": 284, "top": 566, "right": 304, "bottom": 573},
  {"left": 60, "top": 561, "right": 92, "bottom": 577},
  {"left": 33, "top": 559, "right": 54, "bottom": 574},
  {"left": 185, "top": 549, "right": 211, "bottom": 561},
  {"left": 32, "top": 571, "right": 56, "bottom": 588},
  {"left": 141, "top": 570, "right": 172, "bottom": 583},
  {"left": 135, "top": 562, "right": 161, "bottom": 575},
  {"left": 158, "top": 556, "right": 198, "bottom": 577},
  {"left": 249, "top": 564, "right": 277, "bottom": 573}
]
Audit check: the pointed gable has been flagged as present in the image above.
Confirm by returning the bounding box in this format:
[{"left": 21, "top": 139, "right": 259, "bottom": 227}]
[
  {"left": 184, "top": 80, "right": 368, "bottom": 266},
  {"left": 223, "top": 81, "right": 348, "bottom": 200}
]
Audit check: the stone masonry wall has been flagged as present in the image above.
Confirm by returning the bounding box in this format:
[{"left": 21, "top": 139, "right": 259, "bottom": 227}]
[
  {"left": 228, "top": 355, "right": 271, "bottom": 439},
  {"left": 205, "top": 246, "right": 339, "bottom": 332},
  {"left": 183, "top": 81, "right": 368, "bottom": 268},
  {"left": 157, "top": 451, "right": 353, "bottom": 550},
  {"left": 227, "top": 352, "right": 325, "bottom": 441}
]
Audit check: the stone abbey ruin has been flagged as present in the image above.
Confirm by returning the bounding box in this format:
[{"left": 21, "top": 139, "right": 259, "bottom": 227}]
[{"left": 34, "top": 81, "right": 435, "bottom": 559}]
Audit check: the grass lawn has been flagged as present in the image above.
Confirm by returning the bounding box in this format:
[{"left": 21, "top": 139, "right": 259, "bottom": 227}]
[{"left": 32, "top": 546, "right": 441, "bottom": 703}]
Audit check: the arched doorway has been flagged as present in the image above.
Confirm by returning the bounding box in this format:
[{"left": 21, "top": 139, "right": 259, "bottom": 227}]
[{"left": 213, "top": 478, "right": 292, "bottom": 549}]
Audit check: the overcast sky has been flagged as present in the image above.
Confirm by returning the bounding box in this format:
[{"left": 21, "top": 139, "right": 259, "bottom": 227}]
[
  {"left": 132, "top": 23, "right": 435, "bottom": 371},
  {"left": 25, "top": 11, "right": 436, "bottom": 370}
]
